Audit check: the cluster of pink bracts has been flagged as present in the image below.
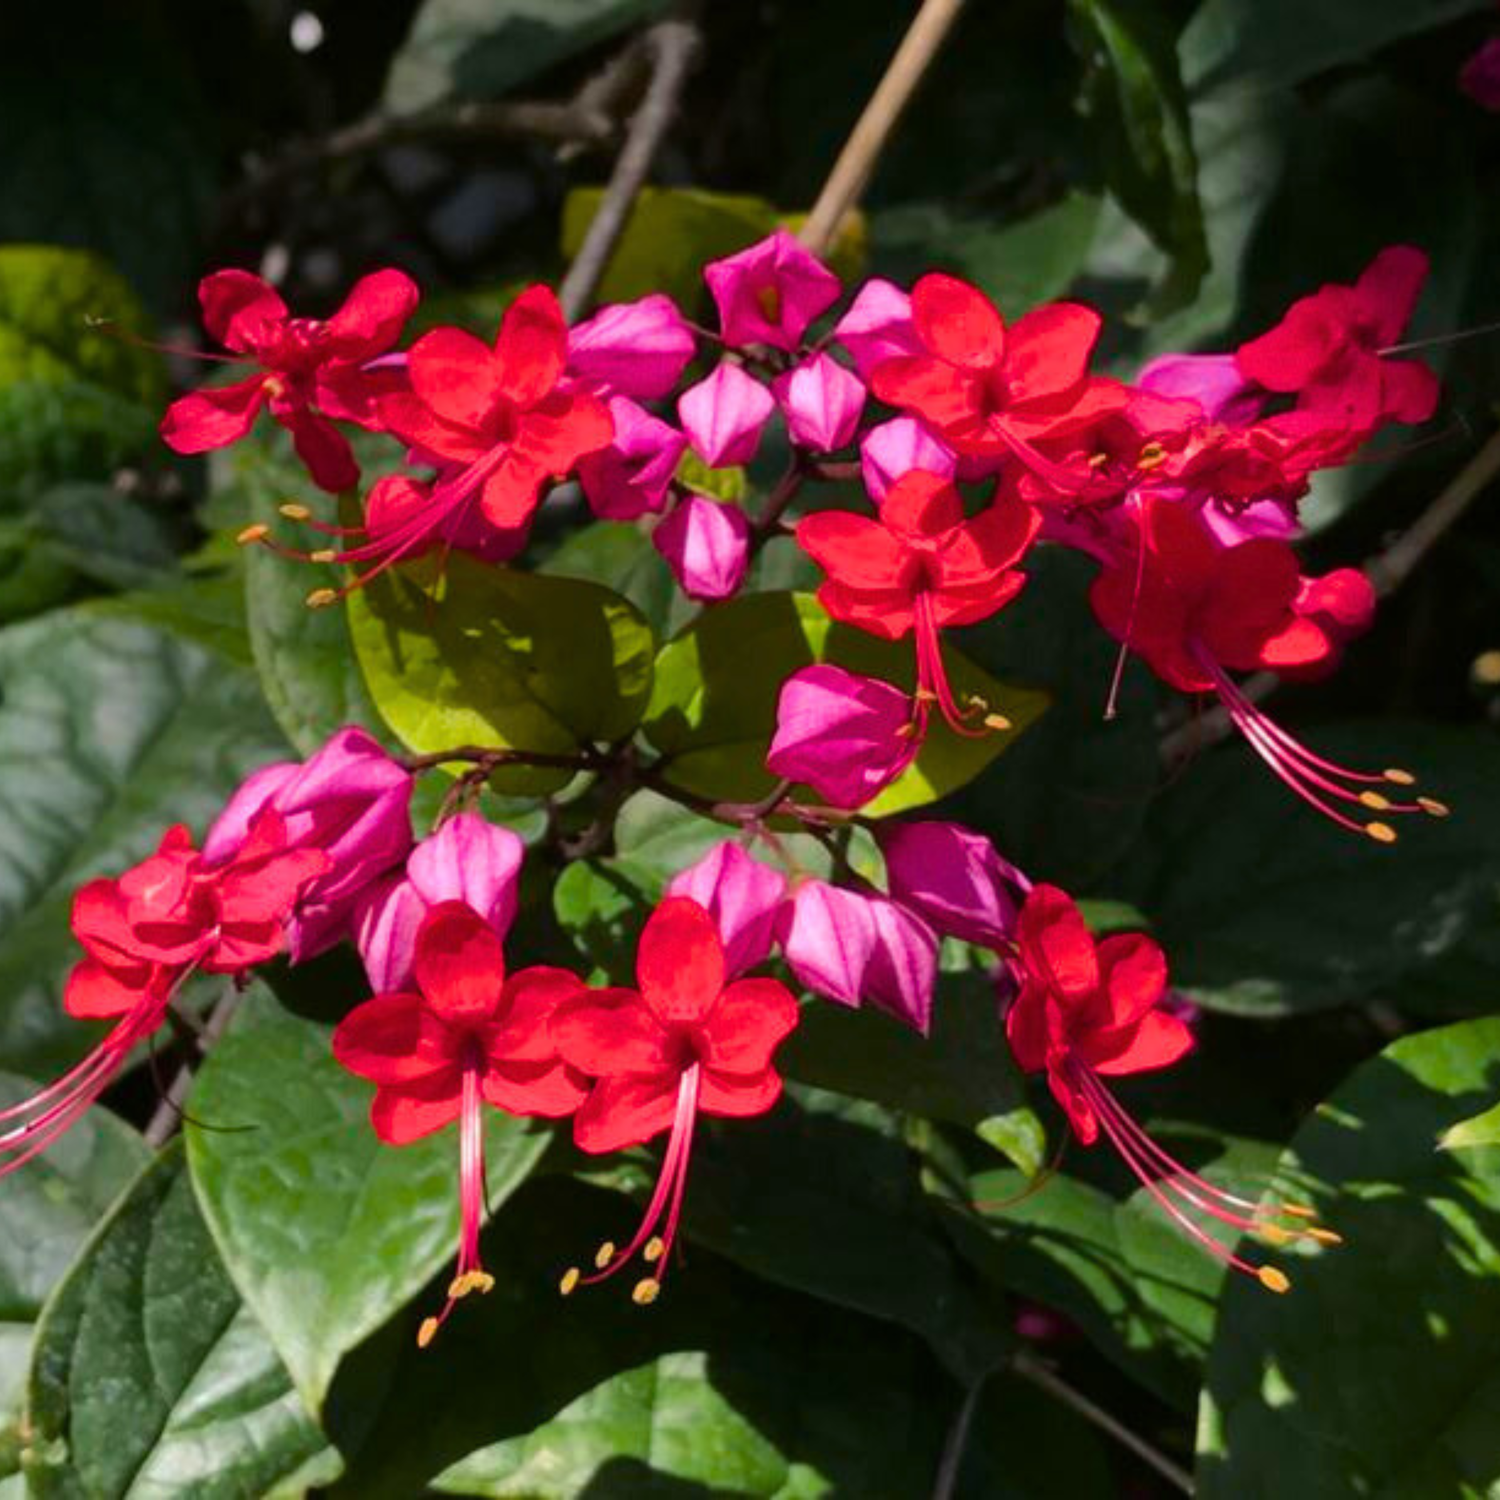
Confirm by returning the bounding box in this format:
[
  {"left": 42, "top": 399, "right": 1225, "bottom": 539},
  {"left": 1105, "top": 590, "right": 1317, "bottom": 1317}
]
[{"left": 9, "top": 230, "right": 1441, "bottom": 1332}]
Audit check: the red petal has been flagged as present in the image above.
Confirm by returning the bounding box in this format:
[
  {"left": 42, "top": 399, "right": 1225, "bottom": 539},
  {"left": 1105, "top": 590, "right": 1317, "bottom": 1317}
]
[
  {"left": 878, "top": 469, "right": 963, "bottom": 539},
  {"left": 698, "top": 1066, "right": 783, "bottom": 1119},
  {"left": 512, "top": 389, "right": 614, "bottom": 474},
  {"left": 1047, "top": 1066, "right": 1098, "bottom": 1145},
  {"left": 494, "top": 285, "right": 567, "bottom": 409},
  {"left": 377, "top": 391, "right": 489, "bottom": 462},
  {"left": 63, "top": 960, "right": 150, "bottom": 1021},
  {"left": 1004, "top": 980, "right": 1053, "bottom": 1074},
  {"left": 939, "top": 493, "right": 1039, "bottom": 585},
  {"left": 413, "top": 901, "right": 507, "bottom": 1026},
  {"left": 199, "top": 269, "right": 286, "bottom": 353},
  {"left": 549, "top": 987, "right": 673, "bottom": 1076},
  {"left": 1236, "top": 299, "right": 1344, "bottom": 392},
  {"left": 1093, "top": 933, "right": 1167, "bottom": 1031},
  {"left": 1197, "top": 539, "right": 1299, "bottom": 668},
  {"left": 479, "top": 451, "right": 546, "bottom": 529},
  {"left": 911, "top": 273, "right": 1004, "bottom": 370},
  {"left": 796, "top": 511, "right": 907, "bottom": 590},
  {"left": 323, "top": 268, "right": 419, "bottom": 356},
  {"left": 369, "top": 1075, "right": 463, "bottom": 1144},
  {"left": 159, "top": 378, "right": 268, "bottom": 454},
  {"left": 573, "top": 1073, "right": 680, "bottom": 1154},
  {"left": 1004, "top": 302, "right": 1101, "bottom": 402},
  {"left": 1380, "top": 358, "right": 1439, "bottom": 425},
  {"left": 1354, "top": 245, "right": 1428, "bottom": 346},
  {"left": 696, "top": 978, "right": 800, "bottom": 1073},
  {"left": 1258, "top": 617, "right": 1334, "bottom": 673},
  {"left": 1088, "top": 1010, "right": 1194, "bottom": 1077},
  {"left": 870, "top": 355, "right": 982, "bottom": 433},
  {"left": 482, "top": 1057, "right": 589, "bottom": 1117},
  {"left": 332, "top": 992, "right": 456, "bottom": 1083},
  {"left": 491, "top": 966, "right": 587, "bottom": 1064},
  {"left": 928, "top": 571, "right": 1024, "bottom": 628},
  {"left": 1017, "top": 885, "right": 1098, "bottom": 1001},
  {"left": 816, "top": 581, "right": 915, "bottom": 639},
  {"left": 271, "top": 400, "right": 359, "bottom": 493},
  {"left": 637, "top": 897, "right": 725, "bottom": 1026},
  {"left": 409, "top": 326, "right": 503, "bottom": 432}
]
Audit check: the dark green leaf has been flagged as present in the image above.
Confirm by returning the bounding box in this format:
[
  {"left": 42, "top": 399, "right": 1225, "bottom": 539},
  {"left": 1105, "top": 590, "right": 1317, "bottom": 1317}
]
[
  {"left": 185, "top": 984, "right": 551, "bottom": 1409},
  {"left": 1441, "top": 1098, "right": 1500, "bottom": 1152},
  {"left": 1197, "top": 1018, "right": 1500, "bottom": 1496},
  {"left": 0, "top": 608, "right": 286, "bottom": 1077},
  {"left": 24, "top": 1144, "right": 335, "bottom": 1497}
]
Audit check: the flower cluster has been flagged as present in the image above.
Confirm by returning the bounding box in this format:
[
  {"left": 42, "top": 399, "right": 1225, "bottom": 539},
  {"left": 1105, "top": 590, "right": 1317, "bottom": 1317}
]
[{"left": 16, "top": 232, "right": 1457, "bottom": 1340}]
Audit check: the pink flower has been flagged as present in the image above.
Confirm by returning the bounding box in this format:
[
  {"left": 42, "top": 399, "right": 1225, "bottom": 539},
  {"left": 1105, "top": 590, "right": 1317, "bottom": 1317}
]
[
  {"left": 778, "top": 880, "right": 937, "bottom": 1034},
  {"left": 1460, "top": 36, "right": 1500, "bottom": 111},
  {"left": 703, "top": 230, "right": 841, "bottom": 351},
  {"left": 1136, "top": 352, "right": 1262, "bottom": 427},
  {"left": 677, "top": 362, "right": 775, "bottom": 468},
  {"left": 766, "top": 665, "right": 915, "bottom": 810},
  {"left": 859, "top": 416, "right": 956, "bottom": 502},
  {"left": 833, "top": 278, "right": 921, "bottom": 378},
  {"left": 567, "top": 293, "right": 696, "bottom": 399},
  {"left": 881, "top": 820, "right": 1028, "bottom": 950},
  {"left": 578, "top": 397, "right": 688, "bottom": 520},
  {"left": 774, "top": 353, "right": 865, "bottom": 453},
  {"left": 652, "top": 493, "right": 751, "bottom": 602},
  {"left": 355, "top": 812, "right": 525, "bottom": 992},
  {"left": 665, "top": 842, "right": 787, "bottom": 976},
  {"left": 202, "top": 726, "right": 414, "bottom": 960}
]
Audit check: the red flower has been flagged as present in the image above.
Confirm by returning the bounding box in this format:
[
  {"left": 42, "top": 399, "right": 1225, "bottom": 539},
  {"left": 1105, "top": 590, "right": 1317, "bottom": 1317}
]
[
  {"left": 333, "top": 901, "right": 588, "bottom": 1345},
  {"left": 1235, "top": 246, "right": 1440, "bottom": 433},
  {"left": 796, "top": 469, "right": 1039, "bottom": 737},
  {"left": 550, "top": 897, "right": 799, "bottom": 1303},
  {"left": 1088, "top": 496, "right": 1445, "bottom": 838},
  {"left": 2, "top": 811, "right": 328, "bottom": 1179},
  {"left": 870, "top": 274, "right": 1125, "bottom": 484},
  {"left": 1004, "top": 885, "right": 1334, "bottom": 1290},
  {"left": 161, "top": 268, "right": 418, "bottom": 492}
]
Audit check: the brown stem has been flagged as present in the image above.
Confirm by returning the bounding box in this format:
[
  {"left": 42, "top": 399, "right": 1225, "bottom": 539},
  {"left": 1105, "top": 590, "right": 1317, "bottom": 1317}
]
[
  {"left": 750, "top": 459, "right": 809, "bottom": 553},
  {"left": 558, "top": 16, "right": 702, "bottom": 321},
  {"left": 399, "top": 745, "right": 603, "bottom": 774},
  {"left": 797, "top": 0, "right": 969, "bottom": 256},
  {"left": 144, "top": 986, "right": 247, "bottom": 1149},
  {"left": 1159, "top": 426, "right": 1500, "bottom": 765}
]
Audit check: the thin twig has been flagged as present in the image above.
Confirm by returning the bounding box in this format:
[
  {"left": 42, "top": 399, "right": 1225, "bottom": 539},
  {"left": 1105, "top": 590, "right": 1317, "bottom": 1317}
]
[
  {"left": 558, "top": 17, "right": 702, "bottom": 321},
  {"left": 399, "top": 744, "right": 603, "bottom": 774},
  {"left": 1159, "top": 427, "right": 1500, "bottom": 764},
  {"left": 144, "top": 987, "right": 247, "bottom": 1149},
  {"left": 930, "top": 1369, "right": 993, "bottom": 1500},
  {"left": 1011, "top": 1351, "right": 1194, "bottom": 1495},
  {"left": 797, "top": 0, "right": 969, "bottom": 256}
]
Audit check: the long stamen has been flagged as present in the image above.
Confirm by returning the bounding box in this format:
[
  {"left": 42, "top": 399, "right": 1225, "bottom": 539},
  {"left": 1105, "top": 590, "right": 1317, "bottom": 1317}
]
[
  {"left": 560, "top": 1064, "right": 701, "bottom": 1305},
  {"left": 913, "top": 594, "right": 1010, "bottom": 739},
  {"left": 417, "top": 1052, "right": 494, "bottom": 1348},
  {"left": 1103, "top": 497, "right": 1148, "bottom": 722}
]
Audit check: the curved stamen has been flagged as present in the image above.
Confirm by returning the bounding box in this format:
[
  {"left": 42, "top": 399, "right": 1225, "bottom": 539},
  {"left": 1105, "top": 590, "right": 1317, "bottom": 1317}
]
[{"left": 913, "top": 594, "right": 1010, "bottom": 739}]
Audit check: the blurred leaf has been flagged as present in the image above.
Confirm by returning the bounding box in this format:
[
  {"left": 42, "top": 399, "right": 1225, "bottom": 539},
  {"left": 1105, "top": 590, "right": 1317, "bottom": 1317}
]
[
  {"left": 24, "top": 1144, "right": 336, "bottom": 1497},
  {"left": 1182, "top": 0, "right": 1495, "bottom": 95},
  {"left": 1441, "top": 1098, "right": 1500, "bottom": 1152},
  {"left": 1197, "top": 1018, "right": 1500, "bottom": 1495},
  {"left": 348, "top": 552, "right": 655, "bottom": 795},
  {"left": 28, "top": 483, "right": 181, "bottom": 590},
  {"left": 0, "top": 608, "right": 285, "bottom": 1078},
  {"left": 0, "top": 13, "right": 216, "bottom": 309},
  {"left": 88, "top": 571, "right": 254, "bottom": 667},
  {"left": 185, "top": 985, "right": 551, "bottom": 1410},
  {"left": 872, "top": 193, "right": 1103, "bottom": 314},
  {"left": 1068, "top": 0, "right": 1206, "bottom": 315},
  {"left": 1118, "top": 723, "right": 1500, "bottom": 1015},
  {"left": 642, "top": 591, "right": 1047, "bottom": 813},
  {"left": 386, "top": 0, "right": 669, "bottom": 114},
  {"left": 542, "top": 520, "right": 680, "bottom": 639}
]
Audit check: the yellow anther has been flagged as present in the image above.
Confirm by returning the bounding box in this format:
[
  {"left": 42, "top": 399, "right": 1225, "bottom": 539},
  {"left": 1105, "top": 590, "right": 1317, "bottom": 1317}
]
[
  {"left": 1137, "top": 441, "right": 1167, "bottom": 469},
  {"left": 447, "top": 1270, "right": 494, "bottom": 1299},
  {"left": 1418, "top": 797, "right": 1449, "bottom": 818},
  {"left": 1307, "top": 1227, "right": 1344, "bottom": 1247},
  {"left": 279, "top": 503, "right": 312, "bottom": 521},
  {"left": 914, "top": 688, "right": 938, "bottom": 704},
  {"left": 643, "top": 1236, "right": 665, "bottom": 1264},
  {"left": 593, "top": 1241, "right": 616, "bottom": 1270},
  {"left": 1257, "top": 1266, "right": 1292, "bottom": 1294},
  {"left": 1259, "top": 1224, "right": 1294, "bottom": 1246},
  {"left": 631, "top": 1277, "right": 661, "bottom": 1306},
  {"left": 983, "top": 713, "right": 1013, "bottom": 733},
  {"left": 1281, "top": 1203, "right": 1318, "bottom": 1219},
  {"left": 559, "top": 1267, "right": 580, "bottom": 1296},
  {"left": 897, "top": 721, "right": 919, "bottom": 740},
  {"left": 236, "top": 523, "right": 270, "bottom": 545},
  {"left": 1365, "top": 822, "right": 1397, "bottom": 845},
  {"left": 1359, "top": 791, "right": 1392, "bottom": 811},
  {"left": 1088, "top": 451, "right": 1111, "bottom": 470},
  {"left": 1383, "top": 768, "right": 1416, "bottom": 786},
  {"left": 417, "top": 1316, "right": 440, "bottom": 1348},
  {"left": 309, "top": 548, "right": 338, "bottom": 565},
  {"left": 306, "top": 588, "right": 339, "bottom": 609}
]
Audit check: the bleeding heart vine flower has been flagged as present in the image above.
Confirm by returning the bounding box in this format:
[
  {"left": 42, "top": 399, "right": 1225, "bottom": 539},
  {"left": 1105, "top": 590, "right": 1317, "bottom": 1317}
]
[
  {"left": 551, "top": 897, "right": 800, "bottom": 1304},
  {"left": 333, "top": 901, "right": 588, "bottom": 1346},
  {"left": 1003, "top": 884, "right": 1339, "bottom": 1289}
]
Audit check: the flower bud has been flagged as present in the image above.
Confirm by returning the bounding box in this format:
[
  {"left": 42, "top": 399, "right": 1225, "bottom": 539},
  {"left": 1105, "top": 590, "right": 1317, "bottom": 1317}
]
[
  {"left": 578, "top": 396, "right": 688, "bottom": 520},
  {"left": 881, "top": 820, "right": 1027, "bottom": 950},
  {"left": 677, "top": 362, "right": 775, "bottom": 468},
  {"left": 703, "top": 230, "right": 841, "bottom": 351},
  {"left": 774, "top": 353, "right": 865, "bottom": 453},
  {"left": 567, "top": 293, "right": 696, "bottom": 399},
  {"left": 665, "top": 841, "right": 787, "bottom": 976},
  {"left": 860, "top": 416, "right": 956, "bottom": 502},
  {"left": 833, "top": 278, "right": 921, "bottom": 377},
  {"left": 766, "top": 665, "right": 913, "bottom": 810},
  {"left": 652, "top": 493, "right": 752, "bottom": 602}
]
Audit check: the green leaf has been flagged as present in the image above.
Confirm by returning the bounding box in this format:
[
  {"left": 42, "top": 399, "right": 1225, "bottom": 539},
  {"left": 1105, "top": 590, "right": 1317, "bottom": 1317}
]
[
  {"left": 1441, "top": 1099, "right": 1500, "bottom": 1153},
  {"left": 1197, "top": 1018, "right": 1500, "bottom": 1496},
  {"left": 543, "top": 520, "right": 680, "bottom": 640},
  {"left": 641, "top": 591, "right": 1047, "bottom": 814},
  {"left": 1068, "top": 0, "right": 1206, "bottom": 315},
  {"left": 26, "top": 483, "right": 181, "bottom": 591},
  {"left": 385, "top": 0, "right": 669, "bottom": 113},
  {"left": 347, "top": 551, "right": 655, "bottom": 794},
  {"left": 0, "top": 1073, "right": 148, "bottom": 1437},
  {"left": 0, "top": 14, "right": 217, "bottom": 309},
  {"left": 185, "top": 985, "right": 551, "bottom": 1410},
  {"left": 1118, "top": 723, "right": 1500, "bottom": 1015},
  {"left": 0, "top": 607, "right": 286, "bottom": 1077},
  {"left": 24, "top": 1144, "right": 335, "bottom": 1497},
  {"left": 0, "top": 246, "right": 164, "bottom": 496}
]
